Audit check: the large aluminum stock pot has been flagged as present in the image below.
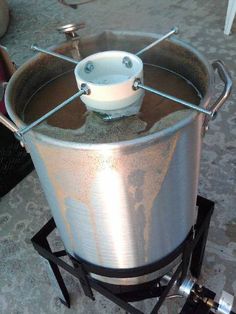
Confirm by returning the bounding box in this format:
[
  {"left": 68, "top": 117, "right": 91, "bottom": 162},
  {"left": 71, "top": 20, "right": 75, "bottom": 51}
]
[{"left": 2, "top": 31, "right": 232, "bottom": 285}]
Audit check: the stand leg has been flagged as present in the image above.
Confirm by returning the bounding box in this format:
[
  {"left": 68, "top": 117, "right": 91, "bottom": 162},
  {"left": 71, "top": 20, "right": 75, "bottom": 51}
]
[
  {"left": 151, "top": 263, "right": 183, "bottom": 314},
  {"left": 31, "top": 218, "right": 70, "bottom": 308},
  {"left": 42, "top": 239, "right": 71, "bottom": 308},
  {"left": 179, "top": 240, "right": 192, "bottom": 284},
  {"left": 31, "top": 196, "right": 215, "bottom": 313},
  {"left": 190, "top": 196, "right": 214, "bottom": 278},
  {"left": 70, "top": 257, "right": 95, "bottom": 301}
]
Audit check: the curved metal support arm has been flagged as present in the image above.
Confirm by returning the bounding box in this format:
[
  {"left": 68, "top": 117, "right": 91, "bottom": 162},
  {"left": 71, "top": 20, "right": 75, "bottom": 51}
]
[
  {"left": 133, "top": 79, "right": 214, "bottom": 117},
  {"left": 136, "top": 27, "right": 179, "bottom": 57},
  {"left": 17, "top": 87, "right": 88, "bottom": 137},
  {"left": 31, "top": 45, "right": 79, "bottom": 65},
  {"left": 133, "top": 60, "right": 232, "bottom": 125},
  {"left": 0, "top": 88, "right": 88, "bottom": 144}
]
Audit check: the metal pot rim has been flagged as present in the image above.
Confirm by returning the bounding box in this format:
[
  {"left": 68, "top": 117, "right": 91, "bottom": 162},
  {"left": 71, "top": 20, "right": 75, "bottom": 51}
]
[{"left": 5, "top": 30, "right": 214, "bottom": 150}]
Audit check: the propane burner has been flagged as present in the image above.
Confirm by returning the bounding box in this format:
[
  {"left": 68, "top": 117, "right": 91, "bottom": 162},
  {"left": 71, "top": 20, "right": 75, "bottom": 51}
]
[{"left": 31, "top": 196, "right": 235, "bottom": 314}]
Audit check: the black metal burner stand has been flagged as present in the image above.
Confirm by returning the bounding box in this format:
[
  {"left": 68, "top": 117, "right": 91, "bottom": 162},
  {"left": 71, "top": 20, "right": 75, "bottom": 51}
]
[{"left": 31, "top": 195, "right": 215, "bottom": 314}]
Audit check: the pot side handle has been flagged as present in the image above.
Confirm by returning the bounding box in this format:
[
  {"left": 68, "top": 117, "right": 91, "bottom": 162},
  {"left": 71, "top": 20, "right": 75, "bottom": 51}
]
[
  {"left": 0, "top": 111, "right": 25, "bottom": 147},
  {"left": 0, "top": 111, "right": 18, "bottom": 133},
  {"left": 203, "top": 60, "right": 233, "bottom": 133},
  {"left": 210, "top": 60, "right": 232, "bottom": 116}
]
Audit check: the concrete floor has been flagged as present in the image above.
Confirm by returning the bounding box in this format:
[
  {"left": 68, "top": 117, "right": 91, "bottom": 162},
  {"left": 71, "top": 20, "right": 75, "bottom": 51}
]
[{"left": 0, "top": 0, "right": 236, "bottom": 313}]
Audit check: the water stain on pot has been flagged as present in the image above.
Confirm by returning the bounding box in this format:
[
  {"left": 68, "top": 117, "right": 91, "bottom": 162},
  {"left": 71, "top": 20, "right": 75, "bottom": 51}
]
[{"left": 22, "top": 64, "right": 201, "bottom": 143}]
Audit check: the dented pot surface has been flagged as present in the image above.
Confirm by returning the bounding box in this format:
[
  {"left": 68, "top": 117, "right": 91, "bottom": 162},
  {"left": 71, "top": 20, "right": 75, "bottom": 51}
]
[{"left": 5, "top": 31, "right": 214, "bottom": 285}]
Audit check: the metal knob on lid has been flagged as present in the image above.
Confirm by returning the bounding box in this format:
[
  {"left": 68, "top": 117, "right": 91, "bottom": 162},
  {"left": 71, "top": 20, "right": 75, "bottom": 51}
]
[{"left": 57, "top": 22, "right": 85, "bottom": 39}]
